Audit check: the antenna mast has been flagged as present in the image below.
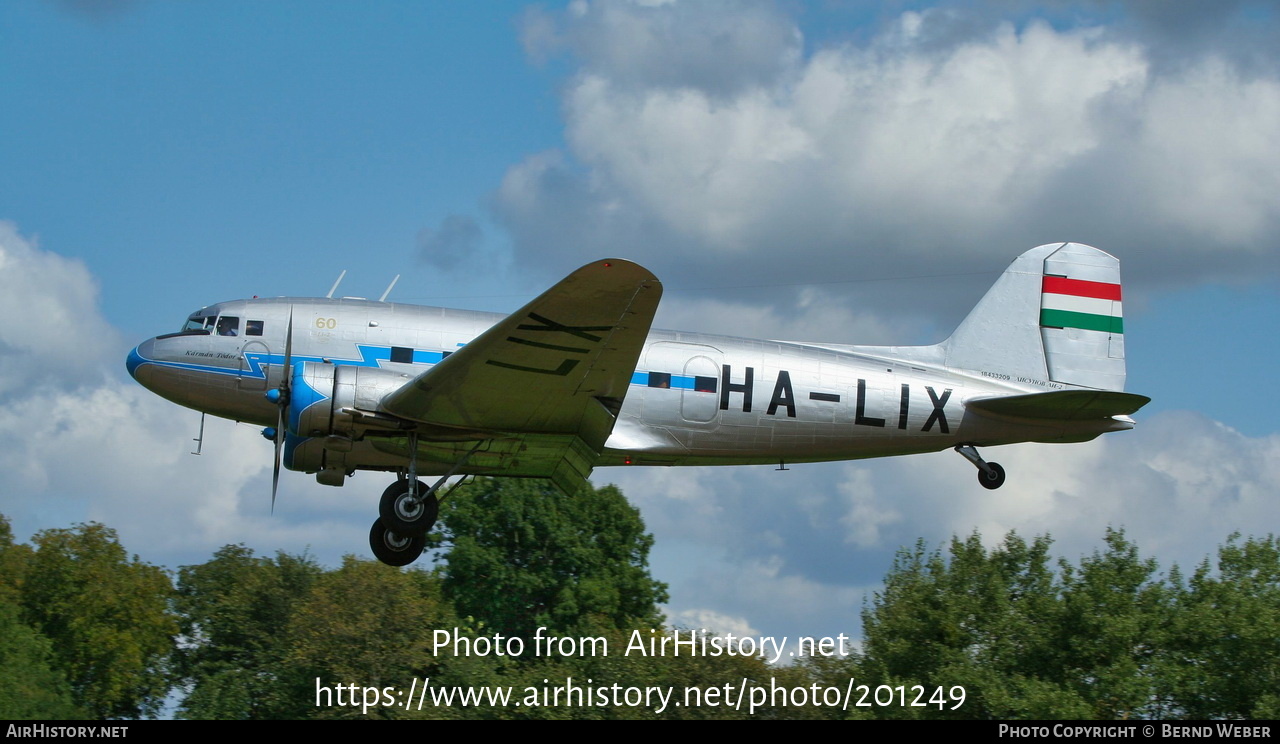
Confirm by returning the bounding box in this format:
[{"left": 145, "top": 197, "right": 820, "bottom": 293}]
[
  {"left": 379, "top": 274, "right": 401, "bottom": 302},
  {"left": 326, "top": 270, "right": 347, "bottom": 299}
]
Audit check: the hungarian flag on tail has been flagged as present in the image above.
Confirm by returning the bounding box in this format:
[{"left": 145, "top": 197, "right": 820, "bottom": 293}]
[{"left": 1040, "top": 276, "right": 1123, "bottom": 334}]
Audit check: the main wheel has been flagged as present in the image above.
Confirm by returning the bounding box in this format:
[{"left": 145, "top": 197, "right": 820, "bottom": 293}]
[
  {"left": 379, "top": 480, "right": 439, "bottom": 537},
  {"left": 369, "top": 518, "right": 426, "bottom": 567},
  {"left": 978, "top": 462, "right": 1006, "bottom": 490}
]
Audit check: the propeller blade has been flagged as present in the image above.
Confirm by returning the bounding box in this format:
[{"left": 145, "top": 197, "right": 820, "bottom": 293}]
[
  {"left": 271, "top": 308, "right": 294, "bottom": 515},
  {"left": 272, "top": 406, "right": 284, "bottom": 514},
  {"left": 282, "top": 309, "right": 294, "bottom": 384}
]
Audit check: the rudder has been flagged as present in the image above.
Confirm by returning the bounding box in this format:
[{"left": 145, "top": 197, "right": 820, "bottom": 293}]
[
  {"left": 1039, "top": 243, "right": 1125, "bottom": 390},
  {"left": 943, "top": 243, "right": 1127, "bottom": 391}
]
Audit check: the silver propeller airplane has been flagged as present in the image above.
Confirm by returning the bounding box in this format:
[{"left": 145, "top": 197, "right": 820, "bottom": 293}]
[{"left": 128, "top": 242, "right": 1149, "bottom": 566}]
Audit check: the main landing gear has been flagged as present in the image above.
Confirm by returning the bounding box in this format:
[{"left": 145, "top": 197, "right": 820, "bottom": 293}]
[
  {"left": 368, "top": 438, "right": 480, "bottom": 567},
  {"left": 369, "top": 475, "right": 466, "bottom": 567},
  {"left": 955, "top": 444, "right": 1006, "bottom": 490}
]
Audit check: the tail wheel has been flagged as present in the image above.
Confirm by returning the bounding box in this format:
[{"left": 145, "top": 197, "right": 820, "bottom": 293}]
[
  {"left": 979, "top": 462, "right": 1006, "bottom": 490},
  {"left": 369, "top": 518, "right": 426, "bottom": 567}
]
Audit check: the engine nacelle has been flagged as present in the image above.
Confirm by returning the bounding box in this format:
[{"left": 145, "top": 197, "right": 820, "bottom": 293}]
[
  {"left": 282, "top": 432, "right": 349, "bottom": 486},
  {"left": 284, "top": 362, "right": 416, "bottom": 485},
  {"left": 289, "top": 361, "right": 413, "bottom": 439}
]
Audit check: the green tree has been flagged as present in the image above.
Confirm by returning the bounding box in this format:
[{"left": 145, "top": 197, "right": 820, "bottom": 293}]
[
  {"left": 281, "top": 556, "right": 465, "bottom": 719},
  {"left": 0, "top": 516, "right": 84, "bottom": 719},
  {"left": 844, "top": 528, "right": 1267, "bottom": 720},
  {"left": 431, "top": 477, "right": 668, "bottom": 640},
  {"left": 1055, "top": 528, "right": 1173, "bottom": 719},
  {"left": 853, "top": 532, "right": 1091, "bottom": 719},
  {"left": 19, "top": 522, "right": 176, "bottom": 719},
  {"left": 1166, "top": 534, "right": 1280, "bottom": 719},
  {"left": 0, "top": 515, "right": 33, "bottom": 602},
  {"left": 0, "top": 588, "right": 87, "bottom": 719},
  {"left": 173, "top": 544, "right": 323, "bottom": 719}
]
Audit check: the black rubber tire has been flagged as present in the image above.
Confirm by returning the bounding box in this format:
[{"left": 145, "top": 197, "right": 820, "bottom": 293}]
[
  {"left": 378, "top": 480, "right": 439, "bottom": 537},
  {"left": 978, "top": 462, "right": 1006, "bottom": 490},
  {"left": 369, "top": 518, "right": 426, "bottom": 567}
]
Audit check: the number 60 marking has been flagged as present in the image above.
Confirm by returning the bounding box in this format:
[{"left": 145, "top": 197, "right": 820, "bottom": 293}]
[{"left": 315, "top": 317, "right": 337, "bottom": 330}]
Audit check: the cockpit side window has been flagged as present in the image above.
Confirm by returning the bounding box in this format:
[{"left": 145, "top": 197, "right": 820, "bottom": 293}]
[
  {"left": 216, "top": 316, "right": 240, "bottom": 336},
  {"left": 246, "top": 320, "right": 264, "bottom": 337}
]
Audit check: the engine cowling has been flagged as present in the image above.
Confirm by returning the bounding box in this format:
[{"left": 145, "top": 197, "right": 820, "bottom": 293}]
[{"left": 284, "top": 362, "right": 415, "bottom": 483}]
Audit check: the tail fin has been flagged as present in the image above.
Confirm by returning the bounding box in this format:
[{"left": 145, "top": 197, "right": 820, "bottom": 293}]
[{"left": 942, "top": 242, "right": 1127, "bottom": 391}]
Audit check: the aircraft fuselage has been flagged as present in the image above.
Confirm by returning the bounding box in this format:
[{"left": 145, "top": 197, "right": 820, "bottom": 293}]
[
  {"left": 127, "top": 246, "right": 1148, "bottom": 565},
  {"left": 128, "top": 295, "right": 1127, "bottom": 478}
]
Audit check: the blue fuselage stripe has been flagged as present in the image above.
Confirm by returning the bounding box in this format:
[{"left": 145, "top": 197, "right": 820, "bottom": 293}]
[{"left": 132, "top": 344, "right": 715, "bottom": 393}]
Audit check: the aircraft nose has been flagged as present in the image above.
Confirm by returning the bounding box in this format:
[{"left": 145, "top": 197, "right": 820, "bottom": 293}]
[{"left": 126, "top": 339, "right": 155, "bottom": 386}]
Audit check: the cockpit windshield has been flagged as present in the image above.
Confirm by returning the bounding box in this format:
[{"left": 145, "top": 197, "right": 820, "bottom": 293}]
[{"left": 181, "top": 315, "right": 215, "bottom": 334}]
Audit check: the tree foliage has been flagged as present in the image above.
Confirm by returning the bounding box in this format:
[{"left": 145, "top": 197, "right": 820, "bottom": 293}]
[
  {"left": 281, "top": 556, "right": 458, "bottom": 719},
  {"left": 851, "top": 531, "right": 1094, "bottom": 719},
  {"left": 3, "top": 497, "right": 1278, "bottom": 720},
  {"left": 1056, "top": 529, "right": 1172, "bottom": 718},
  {"left": 831, "top": 528, "right": 1280, "bottom": 720},
  {"left": 430, "top": 477, "right": 668, "bottom": 639},
  {"left": 16, "top": 522, "right": 175, "bottom": 719},
  {"left": 1164, "top": 534, "right": 1280, "bottom": 719},
  {"left": 0, "top": 519, "right": 86, "bottom": 720},
  {"left": 173, "top": 544, "right": 323, "bottom": 719},
  {"left": 0, "top": 595, "right": 86, "bottom": 719}
]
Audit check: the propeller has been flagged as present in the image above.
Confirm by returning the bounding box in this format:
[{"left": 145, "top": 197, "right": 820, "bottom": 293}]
[{"left": 266, "top": 309, "right": 294, "bottom": 514}]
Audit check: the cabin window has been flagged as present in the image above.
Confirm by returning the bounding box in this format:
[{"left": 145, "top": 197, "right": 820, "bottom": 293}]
[
  {"left": 694, "top": 376, "right": 718, "bottom": 393},
  {"left": 647, "top": 372, "right": 672, "bottom": 389},
  {"left": 216, "top": 316, "right": 240, "bottom": 336},
  {"left": 246, "top": 320, "right": 264, "bottom": 337},
  {"left": 390, "top": 346, "right": 414, "bottom": 364}
]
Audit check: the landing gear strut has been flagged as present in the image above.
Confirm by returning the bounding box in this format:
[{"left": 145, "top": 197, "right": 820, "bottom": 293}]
[{"left": 955, "top": 444, "right": 1006, "bottom": 490}]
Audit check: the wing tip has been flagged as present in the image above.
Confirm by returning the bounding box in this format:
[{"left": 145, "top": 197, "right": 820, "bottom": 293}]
[{"left": 578, "top": 258, "right": 659, "bottom": 284}]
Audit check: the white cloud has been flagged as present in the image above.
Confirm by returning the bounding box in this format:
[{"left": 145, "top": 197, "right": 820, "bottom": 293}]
[
  {"left": 0, "top": 223, "right": 380, "bottom": 568},
  {"left": 668, "top": 608, "right": 759, "bottom": 638},
  {"left": 845, "top": 409, "right": 1280, "bottom": 574},
  {"left": 836, "top": 467, "right": 902, "bottom": 549},
  {"left": 1132, "top": 59, "right": 1280, "bottom": 247},
  {"left": 668, "top": 552, "right": 866, "bottom": 647},
  {"left": 506, "top": 5, "right": 1280, "bottom": 617},
  {"left": 652, "top": 289, "right": 911, "bottom": 345},
  {"left": 526, "top": 0, "right": 802, "bottom": 96},
  {"left": 498, "top": 7, "right": 1280, "bottom": 305},
  {"left": 0, "top": 222, "right": 119, "bottom": 394}
]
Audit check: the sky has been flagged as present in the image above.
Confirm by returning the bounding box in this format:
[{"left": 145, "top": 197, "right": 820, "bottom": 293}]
[{"left": 2, "top": 0, "right": 1279, "bottom": 651}]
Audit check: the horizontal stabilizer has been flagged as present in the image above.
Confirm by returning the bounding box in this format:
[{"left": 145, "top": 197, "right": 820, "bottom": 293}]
[{"left": 967, "top": 390, "right": 1151, "bottom": 421}]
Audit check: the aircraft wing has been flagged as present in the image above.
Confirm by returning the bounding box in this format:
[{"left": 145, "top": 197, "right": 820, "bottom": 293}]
[
  {"left": 966, "top": 390, "right": 1151, "bottom": 421},
  {"left": 378, "top": 259, "right": 661, "bottom": 484}
]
